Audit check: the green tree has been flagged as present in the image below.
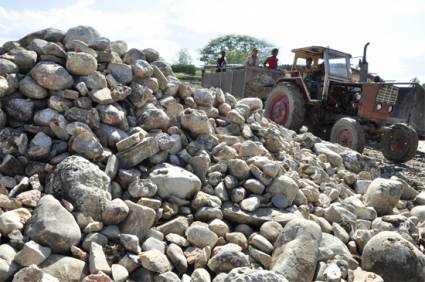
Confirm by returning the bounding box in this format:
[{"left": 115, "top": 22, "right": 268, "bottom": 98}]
[
  {"left": 200, "top": 34, "right": 273, "bottom": 64},
  {"left": 176, "top": 48, "right": 192, "bottom": 65}
]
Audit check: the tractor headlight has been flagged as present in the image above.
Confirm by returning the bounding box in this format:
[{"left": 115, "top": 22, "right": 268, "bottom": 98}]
[
  {"left": 376, "top": 103, "right": 382, "bottom": 111},
  {"left": 388, "top": 105, "right": 393, "bottom": 112}
]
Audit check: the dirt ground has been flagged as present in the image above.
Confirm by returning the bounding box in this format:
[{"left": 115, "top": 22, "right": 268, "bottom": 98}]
[{"left": 363, "top": 140, "right": 425, "bottom": 191}]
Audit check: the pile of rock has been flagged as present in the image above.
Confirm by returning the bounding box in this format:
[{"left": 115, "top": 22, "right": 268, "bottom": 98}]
[{"left": 0, "top": 25, "right": 424, "bottom": 282}]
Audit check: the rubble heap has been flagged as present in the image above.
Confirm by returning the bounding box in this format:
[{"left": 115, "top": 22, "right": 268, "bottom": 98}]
[{"left": 0, "top": 25, "right": 424, "bottom": 282}]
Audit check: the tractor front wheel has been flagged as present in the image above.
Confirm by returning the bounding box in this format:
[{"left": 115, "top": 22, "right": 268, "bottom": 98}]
[
  {"left": 264, "top": 83, "right": 305, "bottom": 132},
  {"left": 381, "top": 123, "right": 418, "bottom": 163},
  {"left": 330, "top": 118, "right": 366, "bottom": 152}
]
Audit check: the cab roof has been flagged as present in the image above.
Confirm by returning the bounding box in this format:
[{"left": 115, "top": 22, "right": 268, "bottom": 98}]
[{"left": 291, "top": 46, "right": 351, "bottom": 59}]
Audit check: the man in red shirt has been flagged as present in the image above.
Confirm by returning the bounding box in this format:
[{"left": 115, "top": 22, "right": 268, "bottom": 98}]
[{"left": 264, "top": 48, "right": 279, "bottom": 70}]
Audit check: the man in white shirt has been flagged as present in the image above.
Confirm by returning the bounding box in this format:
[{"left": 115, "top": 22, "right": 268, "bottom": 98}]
[{"left": 244, "top": 48, "right": 260, "bottom": 67}]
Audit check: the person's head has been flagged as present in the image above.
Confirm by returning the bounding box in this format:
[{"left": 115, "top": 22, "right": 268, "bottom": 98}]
[
  {"left": 271, "top": 48, "right": 279, "bottom": 56},
  {"left": 306, "top": 57, "right": 313, "bottom": 68},
  {"left": 220, "top": 50, "right": 226, "bottom": 58},
  {"left": 252, "top": 48, "right": 258, "bottom": 56}
]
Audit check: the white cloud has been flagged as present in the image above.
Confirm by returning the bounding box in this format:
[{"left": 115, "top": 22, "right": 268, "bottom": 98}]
[{"left": 0, "top": 0, "right": 423, "bottom": 82}]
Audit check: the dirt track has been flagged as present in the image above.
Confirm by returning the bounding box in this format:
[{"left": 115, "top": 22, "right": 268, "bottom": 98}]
[{"left": 363, "top": 140, "right": 425, "bottom": 190}]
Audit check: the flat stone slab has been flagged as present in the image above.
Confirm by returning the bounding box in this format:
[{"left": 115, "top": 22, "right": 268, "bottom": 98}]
[{"left": 222, "top": 202, "right": 297, "bottom": 226}]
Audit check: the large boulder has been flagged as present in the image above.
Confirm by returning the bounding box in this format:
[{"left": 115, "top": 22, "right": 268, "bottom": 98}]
[
  {"left": 218, "top": 267, "right": 288, "bottom": 282},
  {"left": 63, "top": 25, "right": 100, "bottom": 45},
  {"left": 40, "top": 255, "right": 88, "bottom": 282},
  {"left": 66, "top": 52, "right": 97, "bottom": 76},
  {"left": 149, "top": 163, "right": 201, "bottom": 199},
  {"left": 31, "top": 62, "right": 74, "bottom": 90},
  {"left": 45, "top": 156, "right": 111, "bottom": 220},
  {"left": 25, "top": 195, "right": 81, "bottom": 253},
  {"left": 362, "top": 231, "right": 425, "bottom": 282},
  {"left": 271, "top": 218, "right": 322, "bottom": 282},
  {"left": 364, "top": 178, "right": 402, "bottom": 215}
]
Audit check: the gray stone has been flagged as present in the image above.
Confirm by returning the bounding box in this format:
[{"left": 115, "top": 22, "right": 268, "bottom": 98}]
[
  {"left": 228, "top": 159, "right": 250, "bottom": 180},
  {"left": 28, "top": 132, "right": 52, "bottom": 160},
  {"left": 116, "top": 137, "right": 159, "bottom": 168},
  {"left": 111, "top": 264, "right": 129, "bottom": 282},
  {"left": 137, "top": 104, "right": 170, "bottom": 130},
  {"left": 240, "top": 196, "right": 261, "bottom": 212},
  {"left": 11, "top": 264, "right": 59, "bottom": 282},
  {"left": 40, "top": 255, "right": 88, "bottom": 282},
  {"left": 129, "top": 82, "right": 154, "bottom": 108},
  {"left": 0, "top": 58, "right": 18, "bottom": 75},
  {"left": 267, "top": 175, "right": 299, "bottom": 207},
  {"left": 120, "top": 200, "right": 156, "bottom": 241},
  {"left": 314, "top": 142, "right": 343, "bottom": 167},
  {"left": 25, "top": 195, "right": 81, "bottom": 253},
  {"left": 186, "top": 225, "right": 218, "bottom": 248},
  {"left": 132, "top": 59, "right": 153, "bottom": 78},
  {"left": 13, "top": 48, "right": 37, "bottom": 73},
  {"left": 0, "top": 208, "right": 31, "bottom": 235},
  {"left": 108, "top": 63, "right": 132, "bottom": 84},
  {"left": 89, "top": 88, "right": 114, "bottom": 104},
  {"left": 89, "top": 242, "right": 111, "bottom": 274},
  {"left": 166, "top": 243, "right": 187, "bottom": 273},
  {"left": 362, "top": 231, "right": 425, "bottom": 282},
  {"left": 243, "top": 179, "right": 265, "bottom": 195},
  {"left": 194, "top": 88, "right": 214, "bottom": 107},
  {"left": 19, "top": 75, "right": 48, "bottom": 99},
  {"left": 66, "top": 52, "right": 97, "bottom": 75},
  {"left": 64, "top": 25, "right": 100, "bottom": 45},
  {"left": 71, "top": 132, "right": 104, "bottom": 160},
  {"left": 5, "top": 98, "right": 34, "bottom": 122},
  {"left": 150, "top": 163, "right": 201, "bottom": 199},
  {"left": 31, "top": 62, "right": 74, "bottom": 90},
  {"left": 221, "top": 267, "right": 288, "bottom": 282},
  {"left": 128, "top": 179, "right": 157, "bottom": 198},
  {"left": 143, "top": 48, "right": 160, "bottom": 63},
  {"left": 365, "top": 178, "right": 402, "bottom": 215},
  {"left": 14, "top": 240, "right": 51, "bottom": 266},
  {"left": 207, "top": 250, "right": 249, "bottom": 273},
  {"left": 157, "top": 216, "right": 189, "bottom": 236},
  {"left": 102, "top": 198, "right": 129, "bottom": 225},
  {"left": 271, "top": 218, "right": 322, "bottom": 282},
  {"left": 111, "top": 40, "right": 128, "bottom": 56},
  {"left": 222, "top": 203, "right": 297, "bottom": 226},
  {"left": 180, "top": 108, "right": 212, "bottom": 136},
  {"left": 77, "top": 71, "right": 107, "bottom": 91},
  {"left": 139, "top": 250, "right": 172, "bottom": 273},
  {"left": 45, "top": 156, "right": 111, "bottom": 220}
]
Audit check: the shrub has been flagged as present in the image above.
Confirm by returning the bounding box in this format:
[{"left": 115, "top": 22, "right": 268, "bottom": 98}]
[{"left": 172, "top": 64, "right": 196, "bottom": 75}]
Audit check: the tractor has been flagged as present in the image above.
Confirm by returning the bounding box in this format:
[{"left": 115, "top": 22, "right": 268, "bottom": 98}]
[{"left": 202, "top": 45, "right": 424, "bottom": 162}]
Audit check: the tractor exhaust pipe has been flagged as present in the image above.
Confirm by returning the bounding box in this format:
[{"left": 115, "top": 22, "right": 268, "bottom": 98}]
[{"left": 359, "top": 42, "right": 370, "bottom": 82}]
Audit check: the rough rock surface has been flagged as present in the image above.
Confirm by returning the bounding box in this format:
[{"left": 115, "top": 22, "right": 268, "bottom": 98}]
[{"left": 0, "top": 25, "right": 421, "bottom": 282}]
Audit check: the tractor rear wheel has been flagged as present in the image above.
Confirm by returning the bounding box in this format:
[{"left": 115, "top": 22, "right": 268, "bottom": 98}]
[
  {"left": 264, "top": 83, "right": 305, "bottom": 132},
  {"left": 330, "top": 118, "right": 366, "bottom": 152},
  {"left": 381, "top": 123, "right": 418, "bottom": 163}
]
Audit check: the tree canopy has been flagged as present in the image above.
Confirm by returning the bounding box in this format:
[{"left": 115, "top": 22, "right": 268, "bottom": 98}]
[
  {"left": 200, "top": 34, "right": 273, "bottom": 65},
  {"left": 176, "top": 48, "right": 192, "bottom": 65}
]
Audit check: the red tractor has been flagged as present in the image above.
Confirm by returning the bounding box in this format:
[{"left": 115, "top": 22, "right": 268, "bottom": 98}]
[
  {"left": 264, "top": 45, "right": 419, "bottom": 162},
  {"left": 202, "top": 45, "right": 423, "bottom": 162}
]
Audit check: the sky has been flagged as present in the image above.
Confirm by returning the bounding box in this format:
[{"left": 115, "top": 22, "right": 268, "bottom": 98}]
[{"left": 0, "top": 0, "right": 424, "bottom": 82}]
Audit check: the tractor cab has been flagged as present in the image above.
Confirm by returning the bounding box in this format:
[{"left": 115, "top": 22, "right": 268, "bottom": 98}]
[{"left": 290, "top": 46, "right": 352, "bottom": 100}]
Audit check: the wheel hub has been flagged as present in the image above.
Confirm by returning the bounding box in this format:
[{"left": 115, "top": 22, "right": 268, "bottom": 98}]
[{"left": 271, "top": 94, "right": 289, "bottom": 125}]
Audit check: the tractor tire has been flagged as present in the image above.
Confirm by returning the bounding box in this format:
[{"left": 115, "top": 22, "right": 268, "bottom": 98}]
[
  {"left": 264, "top": 83, "right": 305, "bottom": 132},
  {"left": 381, "top": 123, "right": 418, "bottom": 163},
  {"left": 330, "top": 118, "right": 366, "bottom": 153}
]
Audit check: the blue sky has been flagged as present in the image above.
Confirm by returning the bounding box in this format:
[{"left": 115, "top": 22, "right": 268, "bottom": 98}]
[{"left": 0, "top": 0, "right": 424, "bottom": 82}]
